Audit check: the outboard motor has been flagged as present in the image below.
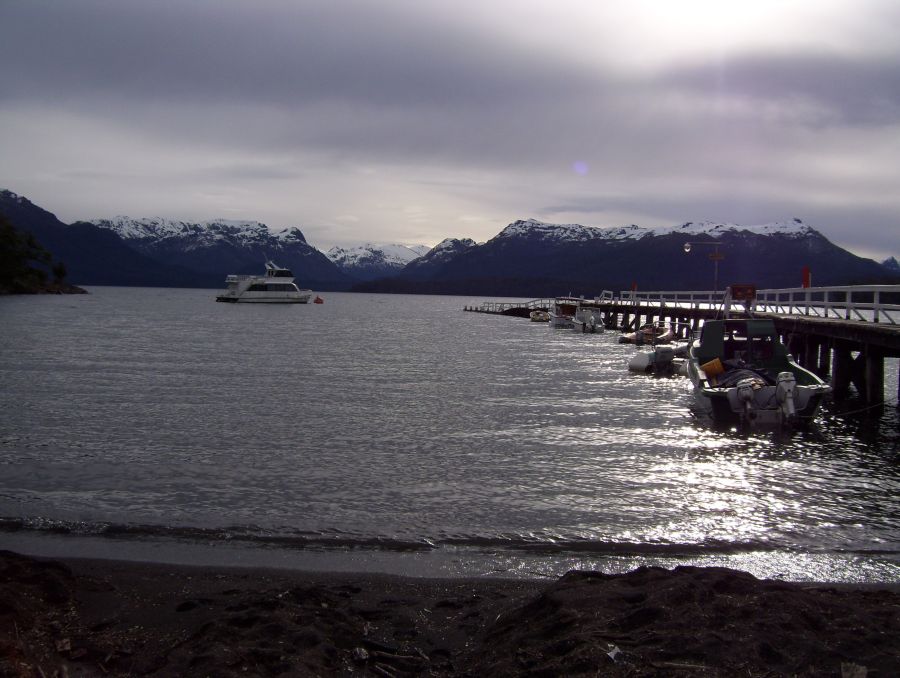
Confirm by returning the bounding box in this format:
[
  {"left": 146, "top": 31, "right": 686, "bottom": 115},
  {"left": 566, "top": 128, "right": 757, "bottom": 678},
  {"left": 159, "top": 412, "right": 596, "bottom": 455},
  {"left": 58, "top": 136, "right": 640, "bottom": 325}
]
[
  {"left": 776, "top": 372, "right": 797, "bottom": 420},
  {"left": 736, "top": 377, "right": 757, "bottom": 422},
  {"left": 653, "top": 346, "right": 676, "bottom": 374}
]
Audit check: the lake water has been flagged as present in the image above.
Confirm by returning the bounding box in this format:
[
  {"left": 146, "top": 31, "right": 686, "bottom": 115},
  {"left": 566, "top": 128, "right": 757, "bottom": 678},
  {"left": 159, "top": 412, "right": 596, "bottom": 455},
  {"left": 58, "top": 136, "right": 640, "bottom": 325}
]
[{"left": 1, "top": 287, "right": 898, "bottom": 582}]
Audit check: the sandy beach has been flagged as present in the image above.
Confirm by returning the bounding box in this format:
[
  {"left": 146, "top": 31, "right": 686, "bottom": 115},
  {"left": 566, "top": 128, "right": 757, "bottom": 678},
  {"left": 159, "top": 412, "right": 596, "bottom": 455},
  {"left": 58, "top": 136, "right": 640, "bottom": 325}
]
[{"left": 1, "top": 549, "right": 898, "bottom": 676}]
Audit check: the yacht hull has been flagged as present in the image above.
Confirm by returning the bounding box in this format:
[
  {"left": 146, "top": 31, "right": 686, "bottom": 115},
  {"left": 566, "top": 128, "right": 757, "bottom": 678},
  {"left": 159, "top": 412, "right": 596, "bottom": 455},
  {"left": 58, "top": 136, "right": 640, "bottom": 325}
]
[
  {"left": 216, "top": 294, "right": 311, "bottom": 303},
  {"left": 216, "top": 261, "right": 313, "bottom": 304}
]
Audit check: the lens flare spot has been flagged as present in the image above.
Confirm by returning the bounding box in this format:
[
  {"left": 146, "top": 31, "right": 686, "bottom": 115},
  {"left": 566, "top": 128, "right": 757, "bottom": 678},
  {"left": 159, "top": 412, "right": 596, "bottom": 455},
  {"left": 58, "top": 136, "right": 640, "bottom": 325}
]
[{"left": 572, "top": 161, "right": 589, "bottom": 176}]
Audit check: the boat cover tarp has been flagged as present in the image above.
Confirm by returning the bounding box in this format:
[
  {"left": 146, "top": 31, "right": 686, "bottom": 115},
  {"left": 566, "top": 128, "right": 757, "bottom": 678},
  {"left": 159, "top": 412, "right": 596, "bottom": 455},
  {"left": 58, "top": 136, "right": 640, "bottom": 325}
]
[{"left": 714, "top": 360, "right": 776, "bottom": 388}]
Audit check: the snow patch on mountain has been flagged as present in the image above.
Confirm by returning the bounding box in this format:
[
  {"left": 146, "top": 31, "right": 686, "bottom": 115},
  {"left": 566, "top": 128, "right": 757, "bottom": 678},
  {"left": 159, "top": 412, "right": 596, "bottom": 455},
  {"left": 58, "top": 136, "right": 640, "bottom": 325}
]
[
  {"left": 272, "top": 227, "right": 309, "bottom": 245},
  {"left": 96, "top": 216, "right": 262, "bottom": 241},
  {"left": 492, "top": 217, "right": 818, "bottom": 244},
  {"left": 404, "top": 238, "right": 477, "bottom": 270},
  {"left": 0, "top": 189, "right": 27, "bottom": 204},
  {"left": 424, "top": 237, "right": 477, "bottom": 260},
  {"left": 322, "top": 242, "right": 433, "bottom": 280},
  {"left": 493, "top": 218, "right": 603, "bottom": 242},
  {"left": 661, "top": 218, "right": 817, "bottom": 238},
  {"left": 326, "top": 243, "right": 430, "bottom": 268},
  {"left": 92, "top": 216, "right": 312, "bottom": 251}
]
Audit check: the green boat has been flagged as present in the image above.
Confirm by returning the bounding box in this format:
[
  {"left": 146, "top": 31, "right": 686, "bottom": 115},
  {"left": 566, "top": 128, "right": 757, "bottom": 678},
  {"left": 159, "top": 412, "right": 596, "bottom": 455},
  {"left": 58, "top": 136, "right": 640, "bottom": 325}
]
[{"left": 686, "top": 317, "right": 831, "bottom": 427}]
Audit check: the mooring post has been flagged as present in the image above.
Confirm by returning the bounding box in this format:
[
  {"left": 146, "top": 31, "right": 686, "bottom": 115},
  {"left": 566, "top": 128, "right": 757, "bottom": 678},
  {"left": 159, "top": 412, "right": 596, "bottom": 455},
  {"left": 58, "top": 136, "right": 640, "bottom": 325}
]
[
  {"left": 804, "top": 335, "right": 817, "bottom": 371},
  {"left": 788, "top": 332, "right": 806, "bottom": 367},
  {"left": 805, "top": 336, "right": 821, "bottom": 375},
  {"left": 818, "top": 340, "right": 832, "bottom": 378},
  {"left": 832, "top": 342, "right": 853, "bottom": 398},
  {"left": 864, "top": 346, "right": 885, "bottom": 406}
]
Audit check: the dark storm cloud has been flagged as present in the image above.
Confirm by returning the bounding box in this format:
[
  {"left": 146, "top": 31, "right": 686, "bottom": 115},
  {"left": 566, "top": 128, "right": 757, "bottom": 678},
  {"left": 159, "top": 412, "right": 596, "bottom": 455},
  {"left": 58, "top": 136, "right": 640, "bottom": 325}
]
[
  {"left": 4, "top": 1, "right": 891, "bottom": 165},
  {"left": 0, "top": 0, "right": 592, "bottom": 110},
  {"left": 0, "top": 0, "right": 613, "bottom": 172},
  {"left": 2, "top": 0, "right": 898, "bottom": 257}
]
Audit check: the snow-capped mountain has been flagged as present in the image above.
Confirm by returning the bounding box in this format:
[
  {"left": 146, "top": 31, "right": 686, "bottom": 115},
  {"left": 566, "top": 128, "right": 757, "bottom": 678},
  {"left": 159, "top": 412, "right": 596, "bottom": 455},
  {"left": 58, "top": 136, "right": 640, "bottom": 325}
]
[
  {"left": 492, "top": 218, "right": 608, "bottom": 243},
  {"left": 662, "top": 218, "right": 817, "bottom": 239},
  {"left": 6, "top": 189, "right": 897, "bottom": 294},
  {"left": 325, "top": 242, "right": 431, "bottom": 280},
  {"left": 90, "top": 216, "right": 351, "bottom": 288},
  {"left": 359, "top": 216, "right": 897, "bottom": 295},
  {"left": 415, "top": 237, "right": 477, "bottom": 264},
  {"left": 0, "top": 191, "right": 204, "bottom": 287},
  {"left": 489, "top": 217, "right": 816, "bottom": 245},
  {"left": 400, "top": 238, "right": 478, "bottom": 280},
  {"left": 92, "top": 216, "right": 310, "bottom": 249}
]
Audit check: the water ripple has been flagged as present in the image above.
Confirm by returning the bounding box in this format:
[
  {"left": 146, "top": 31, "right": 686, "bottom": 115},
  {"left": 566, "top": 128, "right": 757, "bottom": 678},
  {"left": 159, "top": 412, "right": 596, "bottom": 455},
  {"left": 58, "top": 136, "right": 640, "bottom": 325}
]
[{"left": 1, "top": 289, "right": 898, "bottom": 579}]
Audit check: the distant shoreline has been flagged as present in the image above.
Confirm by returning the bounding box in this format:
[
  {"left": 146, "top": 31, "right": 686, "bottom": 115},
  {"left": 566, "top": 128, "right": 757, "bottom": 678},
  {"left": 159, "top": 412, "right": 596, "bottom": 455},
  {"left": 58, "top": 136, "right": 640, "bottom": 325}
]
[{"left": 0, "top": 282, "right": 87, "bottom": 295}]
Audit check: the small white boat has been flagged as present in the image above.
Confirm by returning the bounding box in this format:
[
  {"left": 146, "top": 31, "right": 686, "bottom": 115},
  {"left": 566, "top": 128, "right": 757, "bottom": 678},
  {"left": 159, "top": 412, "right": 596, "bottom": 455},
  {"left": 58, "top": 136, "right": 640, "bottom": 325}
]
[
  {"left": 572, "top": 307, "right": 604, "bottom": 334},
  {"left": 619, "top": 322, "right": 674, "bottom": 345},
  {"left": 548, "top": 298, "right": 578, "bottom": 329},
  {"left": 216, "top": 261, "right": 313, "bottom": 303},
  {"left": 530, "top": 310, "right": 550, "bottom": 322},
  {"left": 628, "top": 344, "right": 688, "bottom": 376},
  {"left": 548, "top": 313, "right": 574, "bottom": 329}
]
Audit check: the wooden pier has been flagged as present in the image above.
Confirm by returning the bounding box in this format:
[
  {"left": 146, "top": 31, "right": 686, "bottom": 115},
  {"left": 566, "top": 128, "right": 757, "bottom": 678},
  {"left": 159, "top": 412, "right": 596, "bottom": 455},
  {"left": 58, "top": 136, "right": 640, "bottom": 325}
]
[
  {"left": 463, "top": 297, "right": 555, "bottom": 318},
  {"left": 465, "top": 285, "right": 900, "bottom": 408}
]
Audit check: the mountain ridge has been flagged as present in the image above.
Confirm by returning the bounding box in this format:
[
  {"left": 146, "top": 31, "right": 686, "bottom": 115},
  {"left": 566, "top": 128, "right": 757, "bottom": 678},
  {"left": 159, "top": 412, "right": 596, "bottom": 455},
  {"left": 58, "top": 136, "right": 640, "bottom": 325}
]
[
  {"left": 366, "top": 217, "right": 899, "bottom": 295},
  {"left": 0, "top": 190, "right": 207, "bottom": 287},
  {"left": 87, "top": 214, "right": 351, "bottom": 289},
  {"left": 3, "top": 190, "right": 898, "bottom": 294}
]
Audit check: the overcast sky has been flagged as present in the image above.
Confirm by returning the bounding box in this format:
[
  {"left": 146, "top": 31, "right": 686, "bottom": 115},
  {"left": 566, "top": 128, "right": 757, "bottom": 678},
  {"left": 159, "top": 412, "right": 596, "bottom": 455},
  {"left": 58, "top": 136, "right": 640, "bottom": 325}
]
[{"left": 2, "top": 0, "right": 899, "bottom": 259}]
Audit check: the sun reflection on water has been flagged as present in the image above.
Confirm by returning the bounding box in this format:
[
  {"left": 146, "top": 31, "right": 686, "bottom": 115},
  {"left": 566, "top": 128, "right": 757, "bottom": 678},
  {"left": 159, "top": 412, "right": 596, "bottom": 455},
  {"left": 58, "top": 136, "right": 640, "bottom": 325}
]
[{"left": 1, "top": 291, "right": 897, "bottom": 582}]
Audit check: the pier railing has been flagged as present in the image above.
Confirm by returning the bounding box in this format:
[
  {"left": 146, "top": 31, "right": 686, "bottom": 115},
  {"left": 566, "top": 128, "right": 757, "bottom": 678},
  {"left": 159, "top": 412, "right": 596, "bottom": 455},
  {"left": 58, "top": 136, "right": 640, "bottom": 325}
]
[
  {"left": 616, "top": 285, "right": 900, "bottom": 325},
  {"left": 467, "top": 298, "right": 555, "bottom": 314}
]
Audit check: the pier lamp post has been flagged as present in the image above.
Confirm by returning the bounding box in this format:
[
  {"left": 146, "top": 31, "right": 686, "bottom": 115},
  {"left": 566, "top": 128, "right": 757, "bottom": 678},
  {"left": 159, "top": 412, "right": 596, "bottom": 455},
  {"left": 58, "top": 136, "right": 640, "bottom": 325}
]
[{"left": 683, "top": 241, "right": 724, "bottom": 295}]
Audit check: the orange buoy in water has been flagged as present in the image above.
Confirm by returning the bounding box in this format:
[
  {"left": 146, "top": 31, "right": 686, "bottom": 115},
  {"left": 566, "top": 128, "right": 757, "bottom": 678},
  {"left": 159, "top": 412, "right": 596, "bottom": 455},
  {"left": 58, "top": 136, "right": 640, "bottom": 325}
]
[{"left": 314, "top": 296, "right": 324, "bottom": 304}]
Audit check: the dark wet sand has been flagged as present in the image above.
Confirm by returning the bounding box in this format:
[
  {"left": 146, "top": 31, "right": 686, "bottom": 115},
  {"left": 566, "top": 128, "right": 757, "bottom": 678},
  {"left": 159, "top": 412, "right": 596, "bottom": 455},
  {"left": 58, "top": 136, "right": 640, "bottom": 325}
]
[{"left": 1, "top": 549, "right": 898, "bottom": 676}]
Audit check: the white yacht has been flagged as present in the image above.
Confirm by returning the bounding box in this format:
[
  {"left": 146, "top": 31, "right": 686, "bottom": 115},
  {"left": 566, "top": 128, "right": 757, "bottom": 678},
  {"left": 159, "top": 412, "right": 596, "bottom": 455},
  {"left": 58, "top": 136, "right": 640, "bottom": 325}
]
[{"left": 215, "top": 261, "right": 313, "bottom": 303}]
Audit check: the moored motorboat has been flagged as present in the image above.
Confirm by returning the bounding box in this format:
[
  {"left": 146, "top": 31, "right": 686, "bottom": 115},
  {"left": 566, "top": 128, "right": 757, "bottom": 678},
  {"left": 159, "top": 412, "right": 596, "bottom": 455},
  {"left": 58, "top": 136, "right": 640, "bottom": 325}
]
[
  {"left": 628, "top": 344, "right": 688, "bottom": 376},
  {"left": 619, "top": 322, "right": 674, "bottom": 345},
  {"left": 530, "top": 310, "right": 550, "bottom": 322},
  {"left": 548, "top": 297, "right": 578, "bottom": 329},
  {"left": 216, "top": 261, "right": 313, "bottom": 303},
  {"left": 572, "top": 306, "right": 604, "bottom": 333},
  {"left": 686, "top": 317, "right": 830, "bottom": 427}
]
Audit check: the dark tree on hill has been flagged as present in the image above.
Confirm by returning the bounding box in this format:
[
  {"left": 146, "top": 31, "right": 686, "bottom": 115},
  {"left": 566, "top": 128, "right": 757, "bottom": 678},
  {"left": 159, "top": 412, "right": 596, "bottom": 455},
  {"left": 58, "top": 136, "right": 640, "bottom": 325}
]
[
  {"left": 51, "top": 260, "right": 67, "bottom": 284},
  {"left": 0, "top": 215, "right": 54, "bottom": 292}
]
